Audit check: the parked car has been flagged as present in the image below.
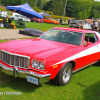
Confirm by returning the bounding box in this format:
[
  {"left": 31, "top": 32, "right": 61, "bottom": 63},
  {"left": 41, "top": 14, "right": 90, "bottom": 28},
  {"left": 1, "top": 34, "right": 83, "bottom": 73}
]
[
  {"left": 0, "top": 28, "right": 100, "bottom": 86},
  {"left": 0, "top": 11, "right": 7, "bottom": 17},
  {"left": 69, "top": 20, "right": 79, "bottom": 28},
  {"left": 30, "top": 18, "right": 43, "bottom": 23},
  {"left": 11, "top": 13, "right": 30, "bottom": 22},
  {"left": 43, "top": 18, "right": 59, "bottom": 24},
  {"left": 55, "top": 19, "right": 68, "bottom": 25},
  {"left": 77, "top": 20, "right": 86, "bottom": 29},
  {"left": 83, "top": 21, "right": 92, "bottom": 30}
]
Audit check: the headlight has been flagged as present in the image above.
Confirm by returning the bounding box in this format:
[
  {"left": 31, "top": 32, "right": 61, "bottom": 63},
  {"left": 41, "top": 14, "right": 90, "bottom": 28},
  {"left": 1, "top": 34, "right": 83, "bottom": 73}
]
[
  {"left": 39, "top": 62, "right": 45, "bottom": 70},
  {"left": 32, "top": 60, "right": 38, "bottom": 68},
  {"left": 31, "top": 60, "right": 45, "bottom": 70}
]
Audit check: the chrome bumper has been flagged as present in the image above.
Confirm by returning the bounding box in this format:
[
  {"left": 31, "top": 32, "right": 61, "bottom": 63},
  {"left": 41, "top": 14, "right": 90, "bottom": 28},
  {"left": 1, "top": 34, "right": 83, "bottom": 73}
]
[{"left": 0, "top": 63, "right": 51, "bottom": 85}]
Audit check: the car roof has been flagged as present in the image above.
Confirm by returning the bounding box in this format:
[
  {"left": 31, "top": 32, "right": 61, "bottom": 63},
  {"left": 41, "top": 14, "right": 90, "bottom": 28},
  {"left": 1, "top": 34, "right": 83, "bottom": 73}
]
[{"left": 53, "top": 27, "right": 95, "bottom": 33}]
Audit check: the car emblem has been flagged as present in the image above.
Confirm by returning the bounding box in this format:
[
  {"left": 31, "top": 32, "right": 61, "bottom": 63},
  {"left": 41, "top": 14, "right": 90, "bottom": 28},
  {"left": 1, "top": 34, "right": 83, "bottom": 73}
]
[{"left": 21, "top": 59, "right": 23, "bottom": 62}]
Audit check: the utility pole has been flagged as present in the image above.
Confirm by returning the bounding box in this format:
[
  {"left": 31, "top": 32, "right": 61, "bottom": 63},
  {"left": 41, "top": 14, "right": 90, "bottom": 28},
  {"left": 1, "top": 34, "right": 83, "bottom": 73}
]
[
  {"left": 35, "top": 0, "right": 37, "bottom": 8},
  {"left": 41, "top": 0, "right": 43, "bottom": 10},
  {"left": 63, "top": 0, "right": 67, "bottom": 20}
]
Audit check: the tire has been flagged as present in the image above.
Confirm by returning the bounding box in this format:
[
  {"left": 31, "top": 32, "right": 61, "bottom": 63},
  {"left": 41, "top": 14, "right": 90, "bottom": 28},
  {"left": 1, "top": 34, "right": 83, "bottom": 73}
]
[
  {"left": 54, "top": 63, "right": 73, "bottom": 86},
  {"left": 34, "top": 20, "right": 36, "bottom": 23},
  {"left": 70, "top": 25, "right": 74, "bottom": 28},
  {"left": 12, "top": 18, "right": 14, "bottom": 20},
  {"left": 80, "top": 26, "right": 83, "bottom": 29},
  {"left": 0, "top": 23, "right": 4, "bottom": 27},
  {"left": 51, "top": 22, "right": 53, "bottom": 24}
]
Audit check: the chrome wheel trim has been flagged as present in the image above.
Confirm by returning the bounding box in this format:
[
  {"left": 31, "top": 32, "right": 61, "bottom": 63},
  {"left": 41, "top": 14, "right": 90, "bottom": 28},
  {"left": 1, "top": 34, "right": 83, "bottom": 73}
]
[
  {"left": 0, "top": 23, "right": 4, "bottom": 27},
  {"left": 62, "top": 66, "right": 71, "bottom": 83}
]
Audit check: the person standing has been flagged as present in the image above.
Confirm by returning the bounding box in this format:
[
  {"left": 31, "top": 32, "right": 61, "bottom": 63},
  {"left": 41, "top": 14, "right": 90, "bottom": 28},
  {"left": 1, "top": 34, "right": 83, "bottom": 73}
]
[
  {"left": 68, "top": 18, "right": 70, "bottom": 25},
  {"left": 94, "top": 20, "right": 98, "bottom": 31},
  {"left": 91, "top": 21, "right": 95, "bottom": 31},
  {"left": 60, "top": 18, "right": 62, "bottom": 25},
  {"left": 98, "top": 21, "right": 100, "bottom": 33}
]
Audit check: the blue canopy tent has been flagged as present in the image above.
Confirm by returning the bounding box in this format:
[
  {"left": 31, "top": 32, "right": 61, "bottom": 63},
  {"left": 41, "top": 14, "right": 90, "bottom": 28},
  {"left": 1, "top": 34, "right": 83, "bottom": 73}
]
[
  {"left": 6, "top": 3, "right": 44, "bottom": 35},
  {"left": 6, "top": 3, "right": 43, "bottom": 19}
]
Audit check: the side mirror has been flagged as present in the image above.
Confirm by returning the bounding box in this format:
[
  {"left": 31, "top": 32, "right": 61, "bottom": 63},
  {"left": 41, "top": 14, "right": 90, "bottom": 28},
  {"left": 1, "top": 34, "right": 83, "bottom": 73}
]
[{"left": 87, "top": 42, "right": 92, "bottom": 45}]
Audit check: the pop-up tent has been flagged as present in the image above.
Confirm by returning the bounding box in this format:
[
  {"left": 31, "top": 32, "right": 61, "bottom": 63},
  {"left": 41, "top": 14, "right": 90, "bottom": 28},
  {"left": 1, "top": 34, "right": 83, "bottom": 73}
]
[
  {"left": 39, "top": 12, "right": 51, "bottom": 17},
  {"left": 6, "top": 3, "right": 43, "bottom": 19}
]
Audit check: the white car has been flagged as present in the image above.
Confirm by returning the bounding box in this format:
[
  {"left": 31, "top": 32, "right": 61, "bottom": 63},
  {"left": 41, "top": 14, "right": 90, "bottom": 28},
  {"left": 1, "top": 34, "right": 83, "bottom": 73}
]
[
  {"left": 0, "top": 11, "right": 7, "bottom": 17},
  {"left": 11, "top": 13, "right": 30, "bottom": 22},
  {"left": 83, "top": 22, "right": 92, "bottom": 30}
]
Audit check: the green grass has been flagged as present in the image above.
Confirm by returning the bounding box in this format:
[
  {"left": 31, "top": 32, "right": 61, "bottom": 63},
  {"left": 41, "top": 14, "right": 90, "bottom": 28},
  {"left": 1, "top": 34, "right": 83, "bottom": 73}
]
[
  {"left": 0, "top": 64, "right": 100, "bottom": 100},
  {"left": 0, "top": 20, "right": 69, "bottom": 32},
  {"left": 0, "top": 32, "right": 100, "bottom": 100},
  {"left": 25, "top": 22, "right": 69, "bottom": 32}
]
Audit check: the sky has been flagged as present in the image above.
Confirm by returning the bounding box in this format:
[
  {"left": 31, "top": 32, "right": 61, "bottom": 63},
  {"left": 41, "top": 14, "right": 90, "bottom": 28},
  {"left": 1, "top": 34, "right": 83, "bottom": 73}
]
[{"left": 95, "top": 0, "right": 100, "bottom": 1}]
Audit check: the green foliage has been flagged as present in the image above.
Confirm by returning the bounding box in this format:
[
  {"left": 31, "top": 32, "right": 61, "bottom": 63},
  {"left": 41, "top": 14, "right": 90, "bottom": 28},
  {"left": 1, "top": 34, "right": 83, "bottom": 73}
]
[
  {"left": 43, "top": 0, "right": 66, "bottom": 16},
  {"left": 0, "top": 8, "right": 6, "bottom": 11},
  {"left": 32, "top": 7, "right": 42, "bottom": 13},
  {"left": 91, "top": 1, "right": 100, "bottom": 19},
  {"left": 1, "top": 0, "right": 100, "bottom": 19},
  {"left": 26, "top": 0, "right": 36, "bottom": 7},
  {"left": 66, "top": 0, "right": 93, "bottom": 19},
  {"left": 1, "top": 0, "right": 26, "bottom": 6}
]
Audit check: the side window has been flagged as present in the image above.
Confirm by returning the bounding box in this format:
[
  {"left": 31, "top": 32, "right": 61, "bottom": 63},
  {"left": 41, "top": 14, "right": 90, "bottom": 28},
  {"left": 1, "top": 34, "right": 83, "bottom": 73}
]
[
  {"left": 85, "top": 33, "right": 98, "bottom": 43},
  {"left": 15, "top": 15, "right": 19, "bottom": 17}
]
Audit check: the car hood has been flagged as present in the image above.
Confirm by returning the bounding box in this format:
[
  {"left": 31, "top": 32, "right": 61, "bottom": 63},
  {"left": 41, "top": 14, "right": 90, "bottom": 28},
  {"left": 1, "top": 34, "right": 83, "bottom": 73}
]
[{"left": 0, "top": 38, "right": 79, "bottom": 59}]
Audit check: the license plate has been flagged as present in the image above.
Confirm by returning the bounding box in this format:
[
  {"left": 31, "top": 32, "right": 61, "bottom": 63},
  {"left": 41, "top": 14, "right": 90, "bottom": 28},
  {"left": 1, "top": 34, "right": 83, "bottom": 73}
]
[{"left": 27, "top": 75, "right": 39, "bottom": 85}]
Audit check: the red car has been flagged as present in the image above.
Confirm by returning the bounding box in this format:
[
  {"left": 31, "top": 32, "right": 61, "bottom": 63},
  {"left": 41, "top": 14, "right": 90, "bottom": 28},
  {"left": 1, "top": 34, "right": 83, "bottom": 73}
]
[
  {"left": 30, "top": 18, "right": 43, "bottom": 23},
  {"left": 0, "top": 27, "right": 100, "bottom": 86}
]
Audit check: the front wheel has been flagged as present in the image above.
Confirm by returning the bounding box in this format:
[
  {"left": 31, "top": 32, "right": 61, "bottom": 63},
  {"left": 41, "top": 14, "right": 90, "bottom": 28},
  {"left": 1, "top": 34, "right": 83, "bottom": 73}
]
[
  {"left": 0, "top": 23, "right": 4, "bottom": 27},
  {"left": 34, "top": 20, "right": 36, "bottom": 23},
  {"left": 54, "top": 63, "right": 73, "bottom": 86}
]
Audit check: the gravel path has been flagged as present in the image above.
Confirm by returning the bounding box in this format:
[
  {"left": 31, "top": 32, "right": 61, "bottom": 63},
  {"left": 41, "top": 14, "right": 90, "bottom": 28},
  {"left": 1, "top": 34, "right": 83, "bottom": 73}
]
[{"left": 0, "top": 29, "right": 33, "bottom": 40}]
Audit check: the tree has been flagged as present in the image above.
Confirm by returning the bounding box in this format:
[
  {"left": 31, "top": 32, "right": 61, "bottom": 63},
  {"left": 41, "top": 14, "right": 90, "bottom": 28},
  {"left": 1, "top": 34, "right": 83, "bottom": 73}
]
[
  {"left": 1, "top": 0, "right": 26, "bottom": 6},
  {"left": 91, "top": 1, "right": 100, "bottom": 19},
  {"left": 37, "top": 0, "right": 50, "bottom": 10},
  {"left": 43, "top": 0, "right": 66, "bottom": 16},
  {"left": 66, "top": 0, "right": 93, "bottom": 19}
]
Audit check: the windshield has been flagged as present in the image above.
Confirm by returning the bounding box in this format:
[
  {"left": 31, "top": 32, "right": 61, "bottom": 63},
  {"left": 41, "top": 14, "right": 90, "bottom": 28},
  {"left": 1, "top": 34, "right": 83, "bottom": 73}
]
[{"left": 40, "top": 28, "right": 83, "bottom": 46}]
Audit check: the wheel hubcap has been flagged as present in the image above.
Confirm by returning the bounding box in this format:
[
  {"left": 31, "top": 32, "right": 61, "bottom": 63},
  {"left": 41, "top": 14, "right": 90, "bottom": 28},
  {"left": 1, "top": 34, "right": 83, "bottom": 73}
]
[{"left": 63, "top": 66, "right": 71, "bottom": 82}]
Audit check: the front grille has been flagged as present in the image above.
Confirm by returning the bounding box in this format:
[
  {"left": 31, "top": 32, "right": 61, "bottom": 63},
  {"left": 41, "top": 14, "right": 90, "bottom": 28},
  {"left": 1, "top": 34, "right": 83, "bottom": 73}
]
[{"left": 0, "top": 50, "right": 30, "bottom": 69}]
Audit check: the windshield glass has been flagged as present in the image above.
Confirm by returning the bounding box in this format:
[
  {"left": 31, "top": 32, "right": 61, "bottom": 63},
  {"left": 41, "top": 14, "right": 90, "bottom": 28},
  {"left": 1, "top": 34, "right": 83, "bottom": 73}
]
[{"left": 40, "top": 28, "right": 83, "bottom": 46}]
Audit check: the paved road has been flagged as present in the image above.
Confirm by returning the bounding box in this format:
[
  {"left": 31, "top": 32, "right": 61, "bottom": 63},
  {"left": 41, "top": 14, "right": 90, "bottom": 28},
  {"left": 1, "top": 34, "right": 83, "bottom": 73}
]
[{"left": 0, "top": 29, "right": 33, "bottom": 40}]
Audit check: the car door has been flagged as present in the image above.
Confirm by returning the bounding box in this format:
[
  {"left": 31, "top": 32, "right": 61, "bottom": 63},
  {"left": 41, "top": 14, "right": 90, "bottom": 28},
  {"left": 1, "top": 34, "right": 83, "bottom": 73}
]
[{"left": 75, "top": 32, "right": 100, "bottom": 70}]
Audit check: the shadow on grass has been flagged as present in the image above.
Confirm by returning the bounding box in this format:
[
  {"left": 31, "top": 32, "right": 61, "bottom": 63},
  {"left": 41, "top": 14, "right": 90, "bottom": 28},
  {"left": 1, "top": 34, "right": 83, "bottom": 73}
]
[
  {"left": 0, "top": 71, "right": 42, "bottom": 93},
  {"left": 92, "top": 60, "right": 100, "bottom": 67},
  {"left": 82, "top": 81, "right": 100, "bottom": 100}
]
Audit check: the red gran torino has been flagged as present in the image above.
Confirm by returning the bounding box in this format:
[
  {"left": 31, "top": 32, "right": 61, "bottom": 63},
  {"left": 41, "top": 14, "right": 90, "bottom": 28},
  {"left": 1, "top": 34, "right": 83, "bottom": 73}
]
[{"left": 0, "top": 27, "right": 100, "bottom": 86}]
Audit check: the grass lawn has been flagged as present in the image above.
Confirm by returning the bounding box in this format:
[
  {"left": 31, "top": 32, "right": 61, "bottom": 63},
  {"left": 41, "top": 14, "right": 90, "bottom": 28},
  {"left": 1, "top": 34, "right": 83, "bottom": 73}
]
[
  {"left": 0, "top": 20, "right": 69, "bottom": 32},
  {"left": 25, "top": 22, "right": 69, "bottom": 32},
  {"left": 0, "top": 21, "right": 100, "bottom": 100},
  {"left": 0, "top": 40, "right": 100, "bottom": 100}
]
